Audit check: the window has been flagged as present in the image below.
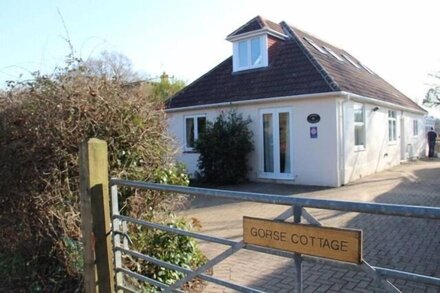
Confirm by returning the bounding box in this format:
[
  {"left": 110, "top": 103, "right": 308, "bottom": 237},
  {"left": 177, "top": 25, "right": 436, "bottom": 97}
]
[
  {"left": 354, "top": 103, "right": 365, "bottom": 148},
  {"left": 342, "top": 54, "right": 361, "bottom": 68},
  {"left": 388, "top": 111, "right": 397, "bottom": 142},
  {"left": 304, "top": 37, "right": 327, "bottom": 54},
  {"left": 185, "top": 115, "right": 206, "bottom": 150},
  {"left": 323, "top": 47, "right": 344, "bottom": 62},
  {"left": 413, "top": 120, "right": 419, "bottom": 136},
  {"left": 360, "top": 63, "right": 375, "bottom": 75},
  {"left": 233, "top": 35, "right": 267, "bottom": 71}
]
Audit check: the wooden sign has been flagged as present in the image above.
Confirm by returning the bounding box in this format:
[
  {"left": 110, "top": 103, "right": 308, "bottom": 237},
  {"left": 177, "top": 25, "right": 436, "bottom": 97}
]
[{"left": 243, "top": 217, "right": 362, "bottom": 264}]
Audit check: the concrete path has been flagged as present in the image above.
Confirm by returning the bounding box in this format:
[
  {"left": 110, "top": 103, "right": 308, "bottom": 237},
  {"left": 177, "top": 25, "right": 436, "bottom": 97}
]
[{"left": 181, "top": 160, "right": 440, "bottom": 292}]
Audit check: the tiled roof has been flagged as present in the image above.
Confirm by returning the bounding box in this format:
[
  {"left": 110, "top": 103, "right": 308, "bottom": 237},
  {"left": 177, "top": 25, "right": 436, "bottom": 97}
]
[
  {"left": 227, "top": 15, "right": 285, "bottom": 38},
  {"left": 290, "top": 26, "right": 425, "bottom": 112},
  {"left": 167, "top": 17, "right": 425, "bottom": 113}
]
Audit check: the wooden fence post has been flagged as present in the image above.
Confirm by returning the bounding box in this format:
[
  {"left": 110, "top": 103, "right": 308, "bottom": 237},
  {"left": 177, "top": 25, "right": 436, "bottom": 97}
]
[{"left": 80, "top": 138, "right": 114, "bottom": 293}]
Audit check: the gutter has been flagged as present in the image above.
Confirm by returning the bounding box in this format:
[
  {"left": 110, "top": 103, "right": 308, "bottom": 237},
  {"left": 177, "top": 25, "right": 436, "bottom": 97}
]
[
  {"left": 165, "top": 91, "right": 342, "bottom": 113},
  {"left": 341, "top": 91, "right": 427, "bottom": 115},
  {"left": 166, "top": 91, "right": 426, "bottom": 115}
]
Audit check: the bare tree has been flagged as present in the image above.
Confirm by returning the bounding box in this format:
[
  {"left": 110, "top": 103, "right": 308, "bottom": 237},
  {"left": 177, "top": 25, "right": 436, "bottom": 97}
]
[
  {"left": 423, "top": 70, "right": 440, "bottom": 107},
  {"left": 84, "top": 50, "right": 139, "bottom": 82}
]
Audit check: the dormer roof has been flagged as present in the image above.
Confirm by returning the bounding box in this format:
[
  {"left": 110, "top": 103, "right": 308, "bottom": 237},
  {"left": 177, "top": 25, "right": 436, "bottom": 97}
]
[
  {"left": 166, "top": 16, "right": 426, "bottom": 113},
  {"left": 226, "top": 16, "right": 288, "bottom": 41}
]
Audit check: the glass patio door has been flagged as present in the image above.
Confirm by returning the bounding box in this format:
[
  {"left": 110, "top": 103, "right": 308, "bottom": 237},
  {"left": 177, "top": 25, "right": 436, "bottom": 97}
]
[{"left": 260, "top": 108, "right": 293, "bottom": 179}]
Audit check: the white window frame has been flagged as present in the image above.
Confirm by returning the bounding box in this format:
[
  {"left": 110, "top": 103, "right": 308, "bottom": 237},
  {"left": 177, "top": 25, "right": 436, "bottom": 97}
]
[
  {"left": 342, "top": 54, "right": 361, "bottom": 68},
  {"left": 354, "top": 103, "right": 366, "bottom": 150},
  {"left": 304, "top": 37, "right": 327, "bottom": 54},
  {"left": 388, "top": 110, "right": 397, "bottom": 143},
  {"left": 258, "top": 107, "right": 294, "bottom": 180},
  {"left": 233, "top": 35, "right": 268, "bottom": 72},
  {"left": 184, "top": 114, "right": 206, "bottom": 151},
  {"left": 323, "top": 46, "right": 344, "bottom": 62},
  {"left": 413, "top": 119, "right": 419, "bottom": 136}
]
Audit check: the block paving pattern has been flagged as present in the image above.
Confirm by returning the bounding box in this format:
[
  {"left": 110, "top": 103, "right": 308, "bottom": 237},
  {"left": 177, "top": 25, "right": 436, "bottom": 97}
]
[{"left": 182, "top": 160, "right": 440, "bottom": 292}]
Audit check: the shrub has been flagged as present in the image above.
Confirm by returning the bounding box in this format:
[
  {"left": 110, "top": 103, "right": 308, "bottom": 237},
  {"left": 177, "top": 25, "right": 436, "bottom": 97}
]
[
  {"left": 0, "top": 54, "right": 195, "bottom": 291},
  {"left": 128, "top": 215, "right": 206, "bottom": 292},
  {"left": 195, "top": 110, "right": 253, "bottom": 185}
]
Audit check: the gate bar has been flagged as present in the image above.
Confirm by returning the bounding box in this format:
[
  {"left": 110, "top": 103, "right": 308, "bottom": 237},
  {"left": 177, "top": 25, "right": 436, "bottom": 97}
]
[
  {"left": 114, "top": 214, "right": 236, "bottom": 247},
  {"left": 110, "top": 180, "right": 440, "bottom": 219},
  {"left": 375, "top": 267, "right": 440, "bottom": 286},
  {"left": 113, "top": 214, "right": 440, "bottom": 287},
  {"left": 116, "top": 267, "right": 182, "bottom": 292},
  {"left": 116, "top": 247, "right": 264, "bottom": 293},
  {"left": 166, "top": 242, "right": 246, "bottom": 292}
]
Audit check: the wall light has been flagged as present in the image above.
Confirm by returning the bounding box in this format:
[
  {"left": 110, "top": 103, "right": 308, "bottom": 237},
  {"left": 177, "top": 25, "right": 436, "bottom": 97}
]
[{"left": 372, "top": 106, "right": 380, "bottom": 112}]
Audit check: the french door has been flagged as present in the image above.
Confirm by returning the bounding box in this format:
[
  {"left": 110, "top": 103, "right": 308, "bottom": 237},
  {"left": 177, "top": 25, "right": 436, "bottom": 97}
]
[{"left": 259, "top": 108, "right": 293, "bottom": 179}]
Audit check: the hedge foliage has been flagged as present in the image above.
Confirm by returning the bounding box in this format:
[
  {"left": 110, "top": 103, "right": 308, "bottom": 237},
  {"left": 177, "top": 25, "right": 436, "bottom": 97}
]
[
  {"left": 195, "top": 110, "right": 254, "bottom": 185},
  {"left": 0, "top": 55, "right": 197, "bottom": 291}
]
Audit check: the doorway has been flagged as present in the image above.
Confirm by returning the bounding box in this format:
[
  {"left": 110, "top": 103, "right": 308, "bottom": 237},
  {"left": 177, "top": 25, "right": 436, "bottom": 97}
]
[{"left": 259, "top": 108, "right": 293, "bottom": 179}]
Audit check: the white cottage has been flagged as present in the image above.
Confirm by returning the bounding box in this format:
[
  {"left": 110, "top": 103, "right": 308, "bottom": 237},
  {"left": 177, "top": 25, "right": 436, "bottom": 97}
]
[{"left": 166, "top": 16, "right": 427, "bottom": 187}]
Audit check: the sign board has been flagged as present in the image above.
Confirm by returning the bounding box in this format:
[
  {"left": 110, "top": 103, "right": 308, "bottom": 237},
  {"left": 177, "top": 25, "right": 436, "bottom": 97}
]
[
  {"left": 243, "top": 217, "right": 362, "bottom": 264},
  {"left": 310, "top": 126, "right": 318, "bottom": 139}
]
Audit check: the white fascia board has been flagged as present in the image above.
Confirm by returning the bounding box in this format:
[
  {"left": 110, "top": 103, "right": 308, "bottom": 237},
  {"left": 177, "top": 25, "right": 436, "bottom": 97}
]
[
  {"left": 341, "top": 92, "right": 427, "bottom": 115},
  {"left": 166, "top": 91, "right": 427, "bottom": 114},
  {"left": 226, "top": 28, "right": 288, "bottom": 42},
  {"left": 165, "top": 92, "right": 344, "bottom": 113}
]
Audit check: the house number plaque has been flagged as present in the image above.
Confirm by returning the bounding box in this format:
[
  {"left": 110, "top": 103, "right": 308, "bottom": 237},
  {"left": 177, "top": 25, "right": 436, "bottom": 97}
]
[{"left": 307, "top": 113, "right": 320, "bottom": 123}]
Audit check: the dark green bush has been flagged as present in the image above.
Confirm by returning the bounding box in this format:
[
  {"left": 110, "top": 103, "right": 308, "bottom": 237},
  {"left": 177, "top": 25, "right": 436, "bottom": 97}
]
[
  {"left": 195, "top": 110, "right": 253, "bottom": 185},
  {"left": 0, "top": 55, "right": 198, "bottom": 291}
]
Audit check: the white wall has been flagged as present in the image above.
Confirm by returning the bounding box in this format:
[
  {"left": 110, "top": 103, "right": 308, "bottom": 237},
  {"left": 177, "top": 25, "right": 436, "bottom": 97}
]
[
  {"left": 167, "top": 97, "right": 340, "bottom": 187},
  {"left": 342, "top": 100, "right": 426, "bottom": 184},
  {"left": 401, "top": 112, "right": 427, "bottom": 159},
  {"left": 168, "top": 97, "right": 426, "bottom": 187}
]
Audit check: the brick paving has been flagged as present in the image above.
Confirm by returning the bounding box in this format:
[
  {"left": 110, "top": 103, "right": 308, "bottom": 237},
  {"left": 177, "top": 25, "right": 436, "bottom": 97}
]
[{"left": 181, "top": 160, "right": 440, "bottom": 292}]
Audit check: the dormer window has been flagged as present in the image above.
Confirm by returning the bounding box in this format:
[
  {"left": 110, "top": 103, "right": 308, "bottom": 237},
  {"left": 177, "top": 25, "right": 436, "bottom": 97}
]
[{"left": 233, "top": 35, "right": 268, "bottom": 72}]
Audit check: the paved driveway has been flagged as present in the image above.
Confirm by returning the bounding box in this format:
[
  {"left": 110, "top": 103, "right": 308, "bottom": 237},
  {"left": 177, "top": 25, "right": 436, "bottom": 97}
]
[{"left": 182, "top": 160, "right": 440, "bottom": 292}]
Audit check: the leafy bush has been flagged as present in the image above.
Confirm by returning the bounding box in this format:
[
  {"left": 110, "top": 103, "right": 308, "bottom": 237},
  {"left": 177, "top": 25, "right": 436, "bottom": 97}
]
[
  {"left": 128, "top": 215, "right": 206, "bottom": 292},
  {"left": 0, "top": 54, "right": 195, "bottom": 291},
  {"left": 195, "top": 110, "right": 253, "bottom": 185},
  {"left": 120, "top": 163, "right": 205, "bottom": 291}
]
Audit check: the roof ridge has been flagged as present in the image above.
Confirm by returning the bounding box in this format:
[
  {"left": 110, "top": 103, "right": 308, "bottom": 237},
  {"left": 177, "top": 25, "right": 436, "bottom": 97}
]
[
  {"left": 256, "top": 15, "right": 266, "bottom": 28},
  {"left": 227, "top": 16, "right": 263, "bottom": 38},
  {"left": 280, "top": 21, "right": 340, "bottom": 92}
]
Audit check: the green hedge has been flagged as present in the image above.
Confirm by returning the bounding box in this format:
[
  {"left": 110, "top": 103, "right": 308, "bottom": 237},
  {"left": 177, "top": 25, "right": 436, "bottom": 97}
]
[{"left": 0, "top": 56, "right": 200, "bottom": 291}]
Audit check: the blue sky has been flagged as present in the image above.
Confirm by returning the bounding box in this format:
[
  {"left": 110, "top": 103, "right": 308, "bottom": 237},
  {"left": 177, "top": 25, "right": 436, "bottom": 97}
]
[{"left": 1, "top": 0, "right": 439, "bottom": 115}]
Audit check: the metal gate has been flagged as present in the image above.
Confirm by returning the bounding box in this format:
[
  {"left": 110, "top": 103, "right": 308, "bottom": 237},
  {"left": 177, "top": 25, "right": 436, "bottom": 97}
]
[
  {"left": 78, "top": 139, "right": 440, "bottom": 293},
  {"left": 109, "top": 179, "right": 440, "bottom": 293}
]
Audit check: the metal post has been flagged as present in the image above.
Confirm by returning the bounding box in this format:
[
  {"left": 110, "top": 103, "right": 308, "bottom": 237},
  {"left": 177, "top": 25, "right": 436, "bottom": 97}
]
[
  {"left": 111, "top": 185, "right": 123, "bottom": 292},
  {"left": 293, "top": 205, "right": 303, "bottom": 293}
]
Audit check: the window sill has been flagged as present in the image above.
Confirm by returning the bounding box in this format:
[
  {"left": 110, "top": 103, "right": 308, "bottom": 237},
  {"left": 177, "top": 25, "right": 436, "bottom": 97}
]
[
  {"left": 354, "top": 146, "right": 366, "bottom": 152},
  {"left": 258, "top": 173, "right": 295, "bottom": 180},
  {"left": 233, "top": 64, "right": 266, "bottom": 73},
  {"left": 388, "top": 141, "right": 397, "bottom": 146}
]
